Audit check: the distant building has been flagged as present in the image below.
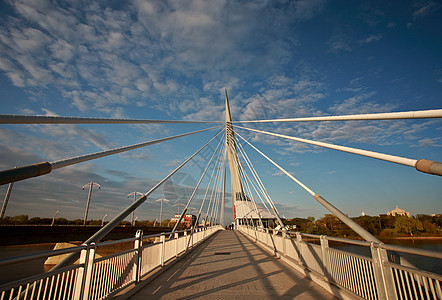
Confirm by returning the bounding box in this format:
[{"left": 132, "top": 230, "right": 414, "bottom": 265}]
[
  {"left": 170, "top": 214, "right": 196, "bottom": 227},
  {"left": 387, "top": 205, "right": 410, "bottom": 217},
  {"left": 361, "top": 211, "right": 366, "bottom": 216}
]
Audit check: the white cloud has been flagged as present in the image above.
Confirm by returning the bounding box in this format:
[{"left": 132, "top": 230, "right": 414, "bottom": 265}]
[
  {"left": 413, "top": 1, "right": 440, "bottom": 20},
  {"left": 359, "top": 34, "right": 382, "bottom": 44},
  {"left": 416, "top": 138, "right": 442, "bottom": 147},
  {"left": 327, "top": 31, "right": 352, "bottom": 53},
  {"left": 0, "top": 0, "right": 330, "bottom": 118}
]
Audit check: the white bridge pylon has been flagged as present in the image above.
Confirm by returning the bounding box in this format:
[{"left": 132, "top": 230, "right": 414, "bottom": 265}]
[{"left": 224, "top": 90, "right": 278, "bottom": 228}]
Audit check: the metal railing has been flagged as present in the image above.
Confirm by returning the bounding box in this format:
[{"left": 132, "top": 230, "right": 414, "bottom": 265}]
[
  {"left": 0, "top": 226, "right": 222, "bottom": 299},
  {"left": 238, "top": 225, "right": 442, "bottom": 300}
]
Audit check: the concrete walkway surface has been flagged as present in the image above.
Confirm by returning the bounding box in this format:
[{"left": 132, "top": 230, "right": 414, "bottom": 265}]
[{"left": 128, "top": 230, "right": 337, "bottom": 299}]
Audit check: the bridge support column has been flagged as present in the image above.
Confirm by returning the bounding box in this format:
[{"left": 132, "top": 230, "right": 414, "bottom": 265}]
[{"left": 371, "top": 242, "right": 398, "bottom": 300}]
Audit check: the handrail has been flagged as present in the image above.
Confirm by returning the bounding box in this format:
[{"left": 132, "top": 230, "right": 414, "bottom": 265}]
[
  {"left": 254, "top": 226, "right": 442, "bottom": 260},
  {"left": 0, "top": 263, "right": 82, "bottom": 292},
  {"left": 239, "top": 225, "right": 442, "bottom": 300},
  {"left": 0, "top": 228, "right": 197, "bottom": 269},
  {"left": 379, "top": 242, "right": 442, "bottom": 259},
  {"left": 0, "top": 245, "right": 86, "bottom": 267},
  {"left": 0, "top": 226, "right": 222, "bottom": 299}
]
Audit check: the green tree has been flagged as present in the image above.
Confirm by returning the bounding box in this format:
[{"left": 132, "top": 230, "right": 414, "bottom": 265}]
[
  {"left": 321, "top": 214, "right": 341, "bottom": 231},
  {"left": 12, "top": 215, "right": 29, "bottom": 224},
  {"left": 394, "top": 216, "right": 423, "bottom": 236},
  {"left": 29, "top": 217, "right": 42, "bottom": 224},
  {"left": 422, "top": 220, "right": 438, "bottom": 234}
]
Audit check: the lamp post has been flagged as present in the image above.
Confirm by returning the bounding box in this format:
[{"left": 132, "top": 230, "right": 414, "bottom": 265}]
[
  {"left": 82, "top": 182, "right": 101, "bottom": 226},
  {"left": 51, "top": 211, "right": 59, "bottom": 226},
  {"left": 127, "top": 191, "right": 143, "bottom": 226},
  {"left": 1, "top": 182, "right": 13, "bottom": 219},
  {"left": 155, "top": 198, "right": 170, "bottom": 226},
  {"left": 173, "top": 203, "right": 185, "bottom": 214},
  {"left": 102, "top": 214, "right": 108, "bottom": 226}
]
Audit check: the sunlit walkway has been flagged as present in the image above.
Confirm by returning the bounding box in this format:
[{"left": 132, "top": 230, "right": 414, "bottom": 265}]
[{"left": 128, "top": 230, "right": 336, "bottom": 299}]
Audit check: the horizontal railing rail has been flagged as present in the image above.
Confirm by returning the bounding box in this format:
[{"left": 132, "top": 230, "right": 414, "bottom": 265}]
[
  {"left": 0, "top": 225, "right": 222, "bottom": 300},
  {"left": 238, "top": 225, "right": 442, "bottom": 300}
]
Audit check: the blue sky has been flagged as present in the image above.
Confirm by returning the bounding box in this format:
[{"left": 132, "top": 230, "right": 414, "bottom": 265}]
[{"left": 0, "top": 0, "right": 441, "bottom": 224}]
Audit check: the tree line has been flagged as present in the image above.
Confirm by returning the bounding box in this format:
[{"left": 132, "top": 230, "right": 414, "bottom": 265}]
[{"left": 285, "top": 214, "right": 442, "bottom": 238}]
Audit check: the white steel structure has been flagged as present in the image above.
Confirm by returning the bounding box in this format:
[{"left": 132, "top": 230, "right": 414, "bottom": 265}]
[{"left": 0, "top": 92, "right": 441, "bottom": 300}]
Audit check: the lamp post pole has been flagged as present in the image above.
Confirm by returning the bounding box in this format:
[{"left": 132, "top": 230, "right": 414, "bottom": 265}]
[
  {"left": 173, "top": 203, "right": 185, "bottom": 214},
  {"left": 51, "top": 211, "right": 59, "bottom": 226},
  {"left": 102, "top": 214, "right": 108, "bottom": 226},
  {"left": 155, "top": 198, "right": 170, "bottom": 226},
  {"left": 1, "top": 182, "right": 13, "bottom": 219},
  {"left": 82, "top": 182, "right": 101, "bottom": 226},
  {"left": 127, "top": 192, "right": 143, "bottom": 226}
]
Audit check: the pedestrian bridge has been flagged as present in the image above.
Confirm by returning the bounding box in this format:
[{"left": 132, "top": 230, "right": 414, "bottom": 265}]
[
  {"left": 0, "top": 94, "right": 442, "bottom": 299},
  {"left": 1, "top": 225, "right": 441, "bottom": 299}
]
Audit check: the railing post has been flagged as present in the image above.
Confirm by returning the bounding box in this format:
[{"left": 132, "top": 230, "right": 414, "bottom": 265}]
[
  {"left": 184, "top": 230, "right": 188, "bottom": 252},
  {"left": 296, "top": 232, "right": 304, "bottom": 266},
  {"left": 160, "top": 234, "right": 165, "bottom": 266},
  {"left": 320, "top": 235, "right": 330, "bottom": 281},
  {"left": 73, "top": 243, "right": 96, "bottom": 300},
  {"left": 133, "top": 230, "right": 143, "bottom": 283},
  {"left": 282, "top": 231, "right": 286, "bottom": 257},
  {"left": 370, "top": 242, "right": 397, "bottom": 300},
  {"left": 174, "top": 232, "right": 179, "bottom": 257}
]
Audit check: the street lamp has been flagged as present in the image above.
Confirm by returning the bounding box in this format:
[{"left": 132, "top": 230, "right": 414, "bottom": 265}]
[
  {"left": 51, "top": 211, "right": 59, "bottom": 226},
  {"left": 127, "top": 191, "right": 143, "bottom": 226},
  {"left": 1, "top": 182, "right": 14, "bottom": 219},
  {"left": 173, "top": 203, "right": 185, "bottom": 214},
  {"left": 155, "top": 198, "right": 170, "bottom": 226},
  {"left": 102, "top": 214, "right": 108, "bottom": 226},
  {"left": 82, "top": 182, "right": 101, "bottom": 226}
]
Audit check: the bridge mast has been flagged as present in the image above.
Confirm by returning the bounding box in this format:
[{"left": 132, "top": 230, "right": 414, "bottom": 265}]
[{"left": 225, "top": 90, "right": 245, "bottom": 227}]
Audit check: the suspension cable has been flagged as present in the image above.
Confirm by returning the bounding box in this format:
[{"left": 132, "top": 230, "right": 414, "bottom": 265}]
[
  {"left": 209, "top": 152, "right": 221, "bottom": 224},
  {"left": 235, "top": 135, "right": 285, "bottom": 229},
  {"left": 236, "top": 135, "right": 284, "bottom": 220},
  {"left": 0, "top": 125, "right": 222, "bottom": 186},
  {"left": 233, "top": 108, "right": 442, "bottom": 123},
  {"left": 170, "top": 131, "right": 225, "bottom": 237},
  {"left": 196, "top": 140, "right": 226, "bottom": 228},
  {"left": 51, "top": 129, "right": 223, "bottom": 271},
  {"left": 236, "top": 158, "right": 264, "bottom": 228},
  {"left": 236, "top": 132, "right": 382, "bottom": 243},
  {"left": 202, "top": 144, "right": 225, "bottom": 227},
  {"left": 236, "top": 138, "right": 272, "bottom": 213},
  {"left": 212, "top": 152, "right": 225, "bottom": 224},
  {"left": 0, "top": 114, "right": 221, "bottom": 124},
  {"left": 234, "top": 125, "right": 442, "bottom": 176}
]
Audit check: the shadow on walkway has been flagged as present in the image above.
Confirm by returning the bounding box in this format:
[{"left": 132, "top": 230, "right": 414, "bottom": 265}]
[{"left": 129, "top": 230, "right": 337, "bottom": 299}]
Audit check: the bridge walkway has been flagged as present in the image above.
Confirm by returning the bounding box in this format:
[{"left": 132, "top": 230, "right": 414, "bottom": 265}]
[{"left": 128, "top": 230, "right": 337, "bottom": 299}]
